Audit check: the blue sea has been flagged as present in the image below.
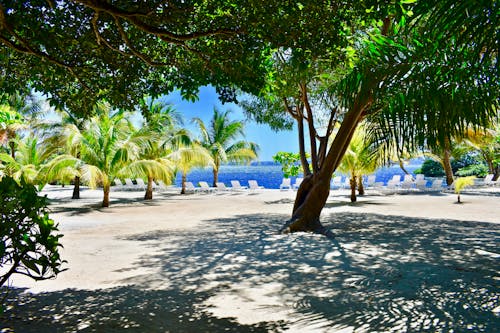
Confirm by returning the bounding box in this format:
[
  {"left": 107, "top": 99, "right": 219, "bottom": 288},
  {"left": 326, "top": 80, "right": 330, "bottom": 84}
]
[{"left": 175, "top": 160, "right": 423, "bottom": 189}]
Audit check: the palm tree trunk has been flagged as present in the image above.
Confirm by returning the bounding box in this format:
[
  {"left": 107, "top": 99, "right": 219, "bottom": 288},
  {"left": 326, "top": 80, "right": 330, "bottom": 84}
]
[
  {"left": 212, "top": 168, "right": 218, "bottom": 187},
  {"left": 358, "top": 176, "right": 365, "bottom": 196},
  {"left": 145, "top": 176, "right": 153, "bottom": 200},
  {"left": 9, "top": 140, "right": 15, "bottom": 159},
  {"left": 102, "top": 184, "right": 110, "bottom": 207},
  {"left": 457, "top": 194, "right": 461, "bottom": 203},
  {"left": 181, "top": 173, "right": 187, "bottom": 194},
  {"left": 72, "top": 176, "right": 80, "bottom": 199},
  {"left": 442, "top": 149, "right": 454, "bottom": 186},
  {"left": 350, "top": 175, "right": 357, "bottom": 202}
]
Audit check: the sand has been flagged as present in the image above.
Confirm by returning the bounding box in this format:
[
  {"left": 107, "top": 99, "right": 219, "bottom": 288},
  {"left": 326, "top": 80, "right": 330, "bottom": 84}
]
[{"left": 2, "top": 185, "right": 499, "bottom": 332}]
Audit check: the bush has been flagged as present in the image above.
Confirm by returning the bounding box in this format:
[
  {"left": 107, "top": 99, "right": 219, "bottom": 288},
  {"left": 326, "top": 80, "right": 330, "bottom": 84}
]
[
  {"left": 415, "top": 159, "right": 445, "bottom": 177},
  {"left": 456, "top": 163, "right": 489, "bottom": 177},
  {"left": 0, "top": 176, "right": 65, "bottom": 311}
]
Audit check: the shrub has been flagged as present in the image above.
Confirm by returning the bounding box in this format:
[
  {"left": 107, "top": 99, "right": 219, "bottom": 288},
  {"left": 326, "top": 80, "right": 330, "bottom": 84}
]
[
  {"left": 456, "top": 163, "right": 488, "bottom": 177},
  {"left": 416, "top": 159, "right": 445, "bottom": 177},
  {"left": 0, "top": 176, "right": 66, "bottom": 311}
]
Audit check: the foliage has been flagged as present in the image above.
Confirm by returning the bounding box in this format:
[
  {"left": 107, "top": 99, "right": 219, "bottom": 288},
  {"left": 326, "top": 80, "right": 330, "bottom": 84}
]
[
  {"left": 272, "top": 152, "right": 304, "bottom": 178},
  {"left": 454, "top": 176, "right": 476, "bottom": 203},
  {"left": 194, "top": 108, "right": 258, "bottom": 185},
  {"left": 0, "top": 176, "right": 65, "bottom": 306},
  {"left": 456, "top": 164, "right": 489, "bottom": 177},
  {"left": 414, "top": 159, "right": 445, "bottom": 177}
]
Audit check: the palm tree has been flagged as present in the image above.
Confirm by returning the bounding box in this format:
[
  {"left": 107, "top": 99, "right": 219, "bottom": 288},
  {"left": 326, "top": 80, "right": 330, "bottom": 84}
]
[
  {"left": 136, "top": 98, "right": 185, "bottom": 200},
  {"left": 0, "top": 105, "right": 26, "bottom": 158},
  {"left": 167, "top": 142, "right": 214, "bottom": 194},
  {"left": 44, "top": 102, "right": 172, "bottom": 207},
  {"left": 337, "top": 126, "right": 378, "bottom": 202},
  {"left": 193, "top": 108, "right": 258, "bottom": 187},
  {"left": 40, "top": 108, "right": 88, "bottom": 198},
  {"left": 0, "top": 92, "right": 43, "bottom": 158},
  {"left": 0, "top": 135, "right": 55, "bottom": 186}
]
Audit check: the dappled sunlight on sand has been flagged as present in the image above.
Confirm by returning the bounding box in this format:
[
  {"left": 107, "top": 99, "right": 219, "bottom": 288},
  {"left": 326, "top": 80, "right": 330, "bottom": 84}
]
[{"left": 2, "top": 210, "right": 499, "bottom": 332}]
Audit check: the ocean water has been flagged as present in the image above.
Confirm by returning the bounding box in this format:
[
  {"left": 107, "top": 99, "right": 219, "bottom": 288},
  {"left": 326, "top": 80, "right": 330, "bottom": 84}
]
[{"left": 175, "top": 161, "right": 423, "bottom": 189}]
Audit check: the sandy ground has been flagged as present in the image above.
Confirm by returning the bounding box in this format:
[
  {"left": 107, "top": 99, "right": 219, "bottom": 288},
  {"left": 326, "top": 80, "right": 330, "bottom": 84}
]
[{"left": 1, "top": 185, "right": 499, "bottom": 332}]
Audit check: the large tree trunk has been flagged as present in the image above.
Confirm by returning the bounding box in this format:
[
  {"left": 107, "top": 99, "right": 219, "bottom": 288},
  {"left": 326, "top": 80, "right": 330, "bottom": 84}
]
[
  {"left": 145, "top": 176, "right": 154, "bottom": 200},
  {"left": 442, "top": 149, "right": 454, "bottom": 186},
  {"left": 102, "top": 184, "right": 110, "bottom": 207},
  {"left": 282, "top": 173, "right": 331, "bottom": 234},
  {"left": 349, "top": 175, "right": 357, "bottom": 202},
  {"left": 72, "top": 176, "right": 80, "bottom": 199}
]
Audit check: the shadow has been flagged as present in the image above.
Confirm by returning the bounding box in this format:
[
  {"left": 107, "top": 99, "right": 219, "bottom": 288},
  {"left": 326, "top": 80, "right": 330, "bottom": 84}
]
[
  {"left": 324, "top": 199, "right": 393, "bottom": 209},
  {"left": 264, "top": 198, "right": 295, "bottom": 205},
  {"left": 1, "top": 287, "right": 285, "bottom": 332},
  {"left": 2, "top": 212, "right": 499, "bottom": 332}
]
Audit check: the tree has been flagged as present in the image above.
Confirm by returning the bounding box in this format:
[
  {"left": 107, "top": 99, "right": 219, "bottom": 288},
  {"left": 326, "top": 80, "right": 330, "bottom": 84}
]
[
  {"left": 272, "top": 152, "right": 305, "bottom": 179},
  {"left": 454, "top": 176, "right": 475, "bottom": 204},
  {"left": 337, "top": 126, "right": 378, "bottom": 202},
  {"left": 0, "top": 0, "right": 271, "bottom": 115},
  {"left": 0, "top": 176, "right": 65, "bottom": 294},
  {"left": 136, "top": 99, "right": 184, "bottom": 200},
  {"left": 0, "top": 135, "right": 56, "bottom": 186},
  {"left": 194, "top": 108, "right": 258, "bottom": 187},
  {"left": 244, "top": 1, "right": 498, "bottom": 234},
  {"left": 44, "top": 102, "right": 172, "bottom": 207}
]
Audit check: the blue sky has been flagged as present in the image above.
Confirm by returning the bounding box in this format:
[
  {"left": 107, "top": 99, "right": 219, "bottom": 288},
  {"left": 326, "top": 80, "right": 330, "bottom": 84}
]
[{"left": 160, "top": 86, "right": 299, "bottom": 161}]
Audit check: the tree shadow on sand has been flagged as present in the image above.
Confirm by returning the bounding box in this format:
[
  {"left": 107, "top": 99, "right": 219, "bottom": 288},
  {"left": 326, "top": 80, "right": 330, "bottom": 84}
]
[{"left": 2, "top": 212, "right": 499, "bottom": 332}]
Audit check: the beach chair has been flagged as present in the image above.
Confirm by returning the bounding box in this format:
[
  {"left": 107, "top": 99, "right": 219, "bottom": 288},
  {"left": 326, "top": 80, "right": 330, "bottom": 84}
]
[
  {"left": 478, "top": 174, "right": 497, "bottom": 187},
  {"left": 401, "top": 174, "right": 415, "bottom": 190},
  {"left": 198, "top": 181, "right": 216, "bottom": 193},
  {"left": 230, "top": 180, "right": 247, "bottom": 190},
  {"left": 415, "top": 174, "right": 425, "bottom": 182},
  {"left": 364, "top": 175, "right": 376, "bottom": 189},
  {"left": 216, "top": 182, "right": 231, "bottom": 191},
  {"left": 248, "top": 180, "right": 264, "bottom": 190},
  {"left": 429, "top": 179, "right": 443, "bottom": 192},
  {"left": 331, "top": 176, "right": 343, "bottom": 189},
  {"left": 112, "top": 178, "right": 127, "bottom": 190},
  {"left": 415, "top": 179, "right": 427, "bottom": 191},
  {"left": 124, "top": 178, "right": 138, "bottom": 190},
  {"left": 184, "top": 181, "right": 199, "bottom": 194},
  {"left": 390, "top": 175, "right": 402, "bottom": 187},
  {"left": 136, "top": 178, "right": 147, "bottom": 191},
  {"left": 279, "top": 178, "right": 292, "bottom": 190},
  {"left": 293, "top": 177, "right": 303, "bottom": 190}
]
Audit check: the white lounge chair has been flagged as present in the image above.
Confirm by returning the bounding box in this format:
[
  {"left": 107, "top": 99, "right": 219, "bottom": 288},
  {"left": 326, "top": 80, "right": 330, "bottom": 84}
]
[
  {"left": 331, "top": 176, "right": 343, "bottom": 189},
  {"left": 136, "top": 178, "right": 147, "bottom": 191},
  {"left": 230, "top": 180, "right": 247, "bottom": 190},
  {"left": 199, "top": 181, "right": 216, "bottom": 193},
  {"left": 124, "top": 178, "right": 139, "bottom": 190},
  {"left": 112, "top": 178, "right": 126, "bottom": 190},
  {"left": 478, "top": 174, "right": 497, "bottom": 187},
  {"left": 429, "top": 179, "right": 443, "bottom": 192},
  {"left": 184, "top": 181, "right": 199, "bottom": 194},
  {"left": 293, "top": 177, "right": 303, "bottom": 190},
  {"left": 415, "top": 179, "right": 427, "bottom": 191},
  {"left": 279, "top": 178, "right": 292, "bottom": 190},
  {"left": 216, "top": 182, "right": 231, "bottom": 191},
  {"left": 401, "top": 175, "right": 415, "bottom": 190},
  {"left": 415, "top": 174, "right": 425, "bottom": 182},
  {"left": 364, "top": 175, "right": 376, "bottom": 189},
  {"left": 248, "top": 180, "right": 264, "bottom": 190}
]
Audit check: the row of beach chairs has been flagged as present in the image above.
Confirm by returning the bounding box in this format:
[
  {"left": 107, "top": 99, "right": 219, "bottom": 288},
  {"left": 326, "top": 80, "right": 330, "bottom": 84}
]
[{"left": 183, "top": 180, "right": 265, "bottom": 193}]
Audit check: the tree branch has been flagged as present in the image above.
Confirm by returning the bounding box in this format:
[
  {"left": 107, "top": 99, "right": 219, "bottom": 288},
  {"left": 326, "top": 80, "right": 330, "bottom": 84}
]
[
  {"left": 300, "top": 83, "right": 319, "bottom": 172},
  {"left": 75, "top": 0, "right": 240, "bottom": 42}
]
